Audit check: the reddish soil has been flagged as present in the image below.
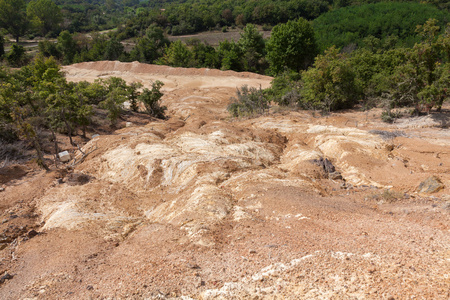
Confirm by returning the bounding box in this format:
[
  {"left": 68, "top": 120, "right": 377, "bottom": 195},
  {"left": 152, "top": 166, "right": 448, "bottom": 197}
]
[{"left": 0, "top": 62, "right": 448, "bottom": 299}]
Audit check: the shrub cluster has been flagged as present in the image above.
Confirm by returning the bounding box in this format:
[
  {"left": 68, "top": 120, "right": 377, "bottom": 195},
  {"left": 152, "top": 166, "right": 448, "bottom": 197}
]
[{"left": 0, "top": 56, "right": 165, "bottom": 169}]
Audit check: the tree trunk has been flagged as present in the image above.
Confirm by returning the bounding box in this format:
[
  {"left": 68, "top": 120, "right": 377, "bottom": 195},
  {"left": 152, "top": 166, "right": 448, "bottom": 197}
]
[
  {"left": 61, "top": 108, "right": 74, "bottom": 145},
  {"left": 50, "top": 128, "right": 60, "bottom": 167},
  {"left": 33, "top": 137, "right": 49, "bottom": 171}
]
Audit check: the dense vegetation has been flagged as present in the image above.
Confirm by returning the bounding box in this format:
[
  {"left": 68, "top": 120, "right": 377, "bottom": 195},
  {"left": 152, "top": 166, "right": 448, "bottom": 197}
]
[
  {"left": 313, "top": 2, "right": 449, "bottom": 51},
  {"left": 0, "top": 56, "right": 166, "bottom": 169},
  {"left": 229, "top": 19, "right": 450, "bottom": 118},
  {"left": 116, "top": 0, "right": 450, "bottom": 38}
]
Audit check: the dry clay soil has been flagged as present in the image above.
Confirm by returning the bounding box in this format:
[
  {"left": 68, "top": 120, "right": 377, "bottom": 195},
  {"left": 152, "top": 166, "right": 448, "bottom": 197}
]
[{"left": 0, "top": 61, "right": 449, "bottom": 299}]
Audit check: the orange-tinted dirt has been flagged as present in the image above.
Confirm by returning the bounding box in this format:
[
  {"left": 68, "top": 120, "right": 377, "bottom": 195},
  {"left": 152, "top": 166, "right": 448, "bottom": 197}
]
[{"left": 0, "top": 61, "right": 449, "bottom": 299}]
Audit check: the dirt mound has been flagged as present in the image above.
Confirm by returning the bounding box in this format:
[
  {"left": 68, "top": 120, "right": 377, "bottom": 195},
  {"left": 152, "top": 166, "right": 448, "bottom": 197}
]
[
  {"left": 63, "top": 61, "right": 273, "bottom": 92},
  {"left": 67, "top": 61, "right": 272, "bottom": 79},
  {"left": 1, "top": 62, "right": 449, "bottom": 299}
]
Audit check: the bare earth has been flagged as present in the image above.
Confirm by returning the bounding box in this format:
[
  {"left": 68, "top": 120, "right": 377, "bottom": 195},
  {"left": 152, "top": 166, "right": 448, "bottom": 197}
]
[{"left": 0, "top": 61, "right": 449, "bottom": 299}]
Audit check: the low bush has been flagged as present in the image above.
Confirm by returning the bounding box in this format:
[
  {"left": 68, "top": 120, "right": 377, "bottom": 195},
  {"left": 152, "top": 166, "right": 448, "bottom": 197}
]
[{"left": 227, "top": 85, "right": 269, "bottom": 117}]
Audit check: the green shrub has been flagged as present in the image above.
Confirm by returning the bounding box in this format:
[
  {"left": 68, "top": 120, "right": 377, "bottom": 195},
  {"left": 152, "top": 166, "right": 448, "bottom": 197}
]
[
  {"left": 227, "top": 85, "right": 269, "bottom": 117},
  {"left": 138, "top": 80, "right": 166, "bottom": 119},
  {"left": 6, "top": 44, "right": 29, "bottom": 67},
  {"left": 301, "top": 46, "right": 361, "bottom": 112}
]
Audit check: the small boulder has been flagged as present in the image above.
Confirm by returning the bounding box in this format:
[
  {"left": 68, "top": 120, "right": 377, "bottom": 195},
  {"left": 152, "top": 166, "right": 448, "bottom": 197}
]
[
  {"left": 58, "top": 151, "right": 71, "bottom": 163},
  {"left": 417, "top": 176, "right": 444, "bottom": 194}
]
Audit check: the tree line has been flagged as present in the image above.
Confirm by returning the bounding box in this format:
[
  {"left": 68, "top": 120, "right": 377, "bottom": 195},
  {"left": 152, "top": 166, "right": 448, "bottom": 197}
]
[
  {"left": 1, "top": 0, "right": 449, "bottom": 43},
  {"left": 116, "top": 0, "right": 450, "bottom": 39},
  {"left": 229, "top": 19, "right": 450, "bottom": 120}
]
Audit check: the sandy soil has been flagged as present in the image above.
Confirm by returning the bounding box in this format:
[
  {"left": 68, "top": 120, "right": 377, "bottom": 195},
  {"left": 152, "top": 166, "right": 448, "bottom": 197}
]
[{"left": 0, "top": 61, "right": 449, "bottom": 299}]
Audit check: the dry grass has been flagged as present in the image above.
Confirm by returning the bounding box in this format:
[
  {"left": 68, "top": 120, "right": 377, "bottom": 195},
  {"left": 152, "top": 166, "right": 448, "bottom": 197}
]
[
  {"left": 367, "top": 189, "right": 405, "bottom": 203},
  {"left": 169, "top": 28, "right": 271, "bottom": 47}
]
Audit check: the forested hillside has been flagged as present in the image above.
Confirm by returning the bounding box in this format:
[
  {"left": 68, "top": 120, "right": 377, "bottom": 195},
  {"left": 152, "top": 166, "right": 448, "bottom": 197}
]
[{"left": 313, "top": 2, "right": 449, "bottom": 50}]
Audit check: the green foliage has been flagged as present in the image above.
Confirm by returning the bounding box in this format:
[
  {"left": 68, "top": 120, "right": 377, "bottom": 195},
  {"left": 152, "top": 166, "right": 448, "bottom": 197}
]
[
  {"left": 127, "top": 82, "right": 143, "bottom": 112},
  {"left": 301, "top": 46, "right": 361, "bottom": 112},
  {"left": 349, "top": 47, "right": 408, "bottom": 106},
  {"left": 38, "top": 40, "right": 62, "bottom": 60},
  {"left": 227, "top": 85, "right": 268, "bottom": 117},
  {"left": 130, "top": 25, "right": 169, "bottom": 63},
  {"left": 57, "top": 31, "right": 76, "bottom": 64},
  {"left": 267, "top": 70, "right": 302, "bottom": 106},
  {"left": 189, "top": 39, "right": 220, "bottom": 68},
  {"left": 159, "top": 40, "right": 192, "bottom": 67},
  {"left": 104, "top": 37, "right": 124, "bottom": 61},
  {"left": 266, "top": 18, "right": 317, "bottom": 75},
  {"left": 6, "top": 44, "right": 29, "bottom": 67},
  {"left": 388, "top": 19, "right": 450, "bottom": 113},
  {"left": 98, "top": 77, "right": 128, "bottom": 124},
  {"left": 218, "top": 40, "right": 244, "bottom": 71},
  {"left": 137, "top": 81, "right": 166, "bottom": 119},
  {"left": 313, "top": 2, "right": 449, "bottom": 51},
  {"left": 118, "top": 0, "right": 331, "bottom": 39},
  {"left": 101, "top": 87, "right": 127, "bottom": 125},
  {"left": 0, "top": 0, "right": 29, "bottom": 42},
  {"left": 0, "top": 54, "right": 167, "bottom": 168},
  {"left": 27, "top": 0, "right": 62, "bottom": 36},
  {"left": 238, "top": 24, "right": 266, "bottom": 73}
]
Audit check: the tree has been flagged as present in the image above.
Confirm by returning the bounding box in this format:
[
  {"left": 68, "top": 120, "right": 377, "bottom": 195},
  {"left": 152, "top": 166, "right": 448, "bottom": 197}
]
[
  {"left": 130, "top": 25, "right": 169, "bottom": 63},
  {"left": 0, "top": 34, "right": 4, "bottom": 58},
  {"left": 266, "top": 18, "right": 317, "bottom": 75},
  {"left": 38, "top": 40, "right": 62, "bottom": 60},
  {"left": 301, "top": 46, "right": 361, "bottom": 112},
  {"left": 159, "top": 40, "right": 192, "bottom": 67},
  {"left": 138, "top": 81, "right": 166, "bottom": 119},
  {"left": 238, "top": 24, "right": 266, "bottom": 73},
  {"left": 217, "top": 40, "right": 243, "bottom": 71},
  {"left": 27, "top": 0, "right": 62, "bottom": 36},
  {"left": 6, "top": 44, "right": 29, "bottom": 67},
  {"left": 0, "top": 0, "right": 29, "bottom": 42},
  {"left": 104, "top": 37, "right": 124, "bottom": 61},
  {"left": 189, "top": 39, "right": 220, "bottom": 68},
  {"left": 127, "top": 82, "right": 143, "bottom": 112},
  {"left": 267, "top": 70, "right": 302, "bottom": 106},
  {"left": 57, "top": 31, "right": 77, "bottom": 65},
  {"left": 97, "top": 77, "right": 128, "bottom": 125},
  {"left": 221, "top": 9, "right": 233, "bottom": 25},
  {"left": 389, "top": 19, "right": 449, "bottom": 113}
]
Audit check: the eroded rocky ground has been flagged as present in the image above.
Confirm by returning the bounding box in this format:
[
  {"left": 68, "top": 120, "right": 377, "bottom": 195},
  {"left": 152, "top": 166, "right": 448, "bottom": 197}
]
[{"left": 0, "top": 61, "right": 449, "bottom": 299}]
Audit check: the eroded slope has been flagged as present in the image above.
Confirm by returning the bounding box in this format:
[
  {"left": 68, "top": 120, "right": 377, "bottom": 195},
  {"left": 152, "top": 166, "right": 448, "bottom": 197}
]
[{"left": 0, "top": 62, "right": 448, "bottom": 299}]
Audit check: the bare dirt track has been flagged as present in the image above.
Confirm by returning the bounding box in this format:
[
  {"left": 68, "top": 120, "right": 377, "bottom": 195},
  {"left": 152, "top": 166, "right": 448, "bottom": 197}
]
[{"left": 0, "top": 61, "right": 449, "bottom": 299}]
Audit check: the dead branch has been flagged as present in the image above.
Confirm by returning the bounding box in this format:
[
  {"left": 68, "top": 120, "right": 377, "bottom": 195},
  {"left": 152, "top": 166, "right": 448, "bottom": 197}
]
[{"left": 69, "top": 142, "right": 98, "bottom": 168}]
